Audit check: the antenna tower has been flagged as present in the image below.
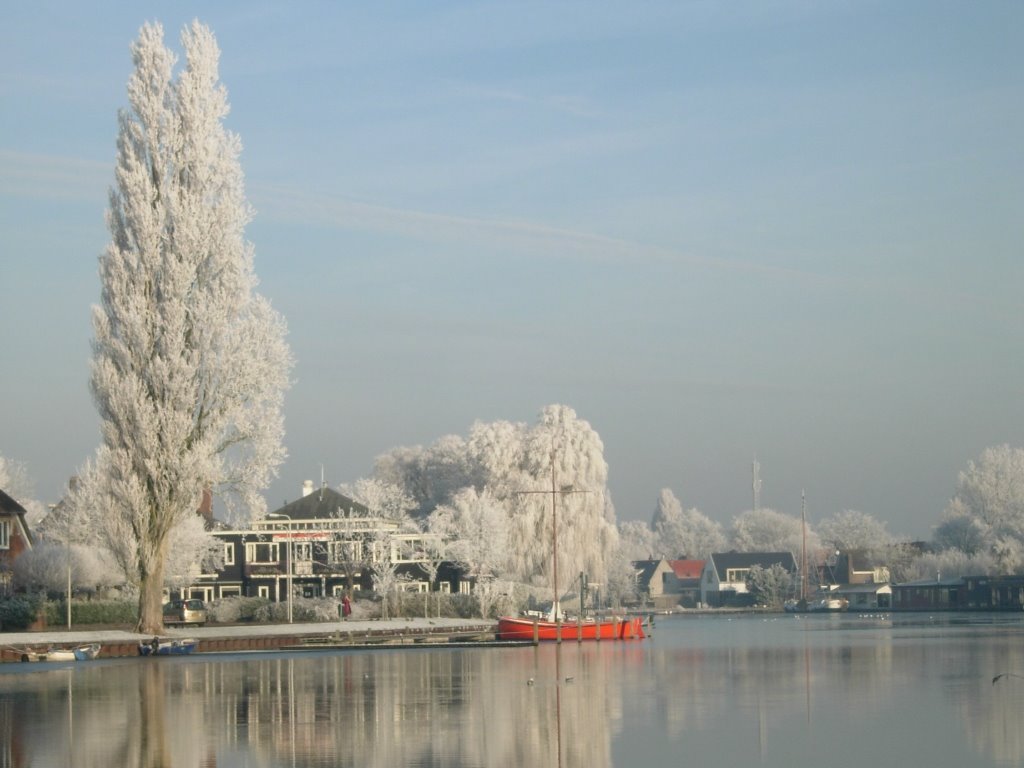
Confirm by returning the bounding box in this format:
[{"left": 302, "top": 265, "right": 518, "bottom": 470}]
[{"left": 752, "top": 458, "right": 762, "bottom": 512}]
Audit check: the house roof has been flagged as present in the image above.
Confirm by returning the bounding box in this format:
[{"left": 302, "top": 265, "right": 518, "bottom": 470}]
[
  {"left": 669, "top": 559, "right": 705, "bottom": 579},
  {"left": 0, "top": 488, "right": 27, "bottom": 516},
  {"left": 835, "top": 583, "right": 892, "bottom": 595},
  {"left": 271, "top": 487, "right": 369, "bottom": 521},
  {"left": 893, "top": 577, "right": 965, "bottom": 588},
  {"left": 708, "top": 551, "right": 797, "bottom": 575},
  {"left": 0, "top": 487, "right": 34, "bottom": 547},
  {"left": 632, "top": 559, "right": 665, "bottom": 584}
]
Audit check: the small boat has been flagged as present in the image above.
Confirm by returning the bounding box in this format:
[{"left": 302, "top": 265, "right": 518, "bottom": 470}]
[
  {"left": 784, "top": 492, "right": 848, "bottom": 613},
  {"left": 784, "top": 594, "right": 848, "bottom": 613},
  {"left": 138, "top": 638, "right": 198, "bottom": 656},
  {"left": 497, "top": 614, "right": 645, "bottom": 641},
  {"left": 496, "top": 444, "right": 645, "bottom": 643},
  {"left": 42, "top": 644, "right": 102, "bottom": 662}
]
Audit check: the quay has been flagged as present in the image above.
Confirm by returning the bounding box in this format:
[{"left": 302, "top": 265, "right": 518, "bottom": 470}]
[{"left": 0, "top": 617, "right": 500, "bottom": 662}]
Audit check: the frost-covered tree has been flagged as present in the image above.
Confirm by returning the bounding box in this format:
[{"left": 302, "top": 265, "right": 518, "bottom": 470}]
[
  {"left": 730, "top": 507, "right": 817, "bottom": 556},
  {"left": 164, "top": 513, "right": 224, "bottom": 590},
  {"left": 374, "top": 436, "right": 474, "bottom": 518},
  {"left": 618, "top": 520, "right": 657, "bottom": 561},
  {"left": 341, "top": 477, "right": 419, "bottom": 614},
  {"left": 370, "top": 405, "right": 620, "bottom": 600},
  {"left": 816, "top": 509, "right": 892, "bottom": 554},
  {"left": 0, "top": 454, "right": 32, "bottom": 502},
  {"left": 650, "top": 488, "right": 726, "bottom": 559},
  {"left": 510, "top": 405, "right": 619, "bottom": 598},
  {"left": 0, "top": 453, "right": 46, "bottom": 528},
  {"left": 937, "top": 445, "right": 1024, "bottom": 570},
  {"left": 340, "top": 477, "right": 417, "bottom": 523},
  {"left": 13, "top": 542, "right": 117, "bottom": 595},
  {"left": 900, "top": 548, "right": 997, "bottom": 581},
  {"left": 432, "top": 487, "right": 509, "bottom": 617},
  {"left": 933, "top": 498, "right": 990, "bottom": 556},
  {"left": 745, "top": 563, "right": 793, "bottom": 608},
  {"left": 85, "top": 21, "right": 292, "bottom": 633}
]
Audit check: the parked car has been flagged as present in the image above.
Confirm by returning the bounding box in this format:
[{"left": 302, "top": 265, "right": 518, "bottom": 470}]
[{"left": 163, "top": 599, "right": 207, "bottom": 626}]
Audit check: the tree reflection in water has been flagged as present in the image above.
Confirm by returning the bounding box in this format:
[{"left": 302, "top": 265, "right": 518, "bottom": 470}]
[{"left": 4, "top": 617, "right": 1024, "bottom": 767}]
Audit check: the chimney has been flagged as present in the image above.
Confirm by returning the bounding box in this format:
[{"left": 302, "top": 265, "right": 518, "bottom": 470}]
[
  {"left": 197, "top": 489, "right": 213, "bottom": 527},
  {"left": 302, "top": 480, "right": 314, "bottom": 498}
]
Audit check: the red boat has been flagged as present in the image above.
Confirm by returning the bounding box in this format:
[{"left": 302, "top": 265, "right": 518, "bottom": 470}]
[
  {"left": 497, "top": 614, "right": 645, "bottom": 641},
  {"left": 498, "top": 441, "right": 646, "bottom": 643}
]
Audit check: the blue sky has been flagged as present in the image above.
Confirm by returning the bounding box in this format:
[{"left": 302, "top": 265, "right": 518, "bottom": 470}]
[{"left": 2, "top": 1, "right": 1022, "bottom": 537}]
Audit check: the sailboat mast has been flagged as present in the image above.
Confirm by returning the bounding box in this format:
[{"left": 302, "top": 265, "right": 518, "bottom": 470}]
[
  {"left": 551, "top": 447, "right": 559, "bottom": 619},
  {"left": 800, "top": 490, "right": 808, "bottom": 602}
]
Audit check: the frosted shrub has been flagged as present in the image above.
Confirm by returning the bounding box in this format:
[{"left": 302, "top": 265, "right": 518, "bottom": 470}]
[{"left": 207, "top": 596, "right": 270, "bottom": 624}]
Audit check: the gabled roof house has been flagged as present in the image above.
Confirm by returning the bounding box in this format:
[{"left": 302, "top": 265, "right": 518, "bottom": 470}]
[
  {"left": 0, "top": 488, "right": 34, "bottom": 594},
  {"left": 177, "top": 484, "right": 468, "bottom": 604},
  {"left": 701, "top": 551, "right": 797, "bottom": 607}
]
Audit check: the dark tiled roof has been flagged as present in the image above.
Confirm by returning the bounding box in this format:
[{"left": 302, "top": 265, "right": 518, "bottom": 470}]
[
  {"left": 270, "top": 487, "right": 369, "bottom": 521},
  {"left": 709, "top": 551, "right": 797, "bottom": 574},
  {"left": 0, "top": 488, "right": 27, "bottom": 516},
  {"left": 633, "top": 559, "right": 663, "bottom": 583}
]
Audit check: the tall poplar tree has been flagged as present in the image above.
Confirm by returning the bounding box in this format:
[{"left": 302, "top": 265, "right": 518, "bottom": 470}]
[{"left": 88, "top": 21, "right": 292, "bottom": 632}]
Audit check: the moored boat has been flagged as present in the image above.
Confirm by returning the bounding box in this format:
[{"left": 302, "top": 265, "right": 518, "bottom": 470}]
[
  {"left": 497, "top": 614, "right": 645, "bottom": 641},
  {"left": 496, "top": 441, "right": 646, "bottom": 643},
  {"left": 139, "top": 638, "right": 197, "bottom": 656},
  {"left": 41, "top": 644, "right": 102, "bottom": 662}
]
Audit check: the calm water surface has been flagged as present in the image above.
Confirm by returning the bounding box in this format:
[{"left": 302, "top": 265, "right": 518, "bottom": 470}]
[{"left": 3, "top": 613, "right": 1024, "bottom": 767}]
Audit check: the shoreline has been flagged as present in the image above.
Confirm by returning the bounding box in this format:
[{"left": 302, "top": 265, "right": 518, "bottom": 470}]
[{"left": 0, "top": 616, "right": 498, "bottom": 662}]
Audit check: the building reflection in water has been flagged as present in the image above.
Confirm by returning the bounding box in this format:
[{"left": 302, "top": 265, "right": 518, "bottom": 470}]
[
  {"left": 0, "top": 644, "right": 628, "bottom": 768},
  {"left": 2, "top": 618, "right": 1024, "bottom": 767}
]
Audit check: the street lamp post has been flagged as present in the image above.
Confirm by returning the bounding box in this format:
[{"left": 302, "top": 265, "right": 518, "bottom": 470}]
[{"left": 268, "top": 513, "right": 293, "bottom": 623}]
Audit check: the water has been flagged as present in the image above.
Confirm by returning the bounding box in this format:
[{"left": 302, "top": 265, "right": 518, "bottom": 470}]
[{"left": 3, "top": 613, "right": 1024, "bottom": 767}]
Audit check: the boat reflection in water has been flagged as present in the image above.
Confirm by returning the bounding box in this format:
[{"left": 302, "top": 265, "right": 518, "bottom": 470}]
[
  {"left": 0, "top": 642, "right": 638, "bottom": 768},
  {"left": 4, "top": 615, "right": 1024, "bottom": 767}
]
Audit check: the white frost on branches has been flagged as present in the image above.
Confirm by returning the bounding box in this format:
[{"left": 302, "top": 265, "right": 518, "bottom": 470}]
[
  {"left": 730, "top": 507, "right": 817, "bottom": 556},
  {"left": 933, "top": 445, "right": 1024, "bottom": 573},
  {"left": 816, "top": 509, "right": 892, "bottom": 555},
  {"left": 367, "top": 405, "right": 620, "bottom": 594},
  {"left": 84, "top": 21, "right": 292, "bottom": 632},
  {"left": 0, "top": 453, "right": 46, "bottom": 527},
  {"left": 650, "top": 488, "right": 726, "bottom": 559}
]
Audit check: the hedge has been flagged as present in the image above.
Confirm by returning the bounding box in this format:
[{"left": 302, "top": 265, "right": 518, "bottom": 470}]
[{"left": 42, "top": 599, "right": 139, "bottom": 627}]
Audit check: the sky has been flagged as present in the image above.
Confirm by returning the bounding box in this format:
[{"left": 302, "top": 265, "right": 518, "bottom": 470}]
[{"left": 2, "top": 1, "right": 1022, "bottom": 539}]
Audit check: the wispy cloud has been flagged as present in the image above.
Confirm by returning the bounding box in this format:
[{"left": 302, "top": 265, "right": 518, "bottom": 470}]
[
  {"left": 252, "top": 182, "right": 820, "bottom": 282},
  {"left": 0, "top": 150, "right": 108, "bottom": 202}
]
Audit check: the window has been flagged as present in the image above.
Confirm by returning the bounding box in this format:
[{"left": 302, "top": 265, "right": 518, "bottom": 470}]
[
  {"left": 330, "top": 540, "right": 362, "bottom": 563},
  {"left": 0, "top": 520, "right": 9, "bottom": 549},
  {"left": 725, "top": 568, "right": 750, "bottom": 583},
  {"left": 220, "top": 586, "right": 241, "bottom": 598},
  {"left": 224, "top": 543, "right": 235, "bottom": 565},
  {"left": 257, "top": 586, "right": 270, "bottom": 599},
  {"left": 246, "top": 542, "right": 279, "bottom": 563}
]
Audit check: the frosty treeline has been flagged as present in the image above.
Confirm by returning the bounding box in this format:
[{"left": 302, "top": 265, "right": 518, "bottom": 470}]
[
  {"left": 346, "top": 404, "right": 629, "bottom": 605},
  {"left": 44, "top": 21, "right": 292, "bottom": 633},
  {"left": 9, "top": 436, "right": 1024, "bottom": 607}
]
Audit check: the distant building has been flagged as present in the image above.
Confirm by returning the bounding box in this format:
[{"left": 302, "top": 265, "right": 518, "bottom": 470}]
[
  {"left": 176, "top": 484, "right": 468, "bottom": 603},
  {"left": 0, "top": 488, "right": 34, "bottom": 596},
  {"left": 700, "top": 551, "right": 797, "bottom": 607}
]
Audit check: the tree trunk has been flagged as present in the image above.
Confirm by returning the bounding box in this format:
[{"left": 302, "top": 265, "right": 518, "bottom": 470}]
[{"left": 136, "top": 552, "right": 167, "bottom": 634}]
